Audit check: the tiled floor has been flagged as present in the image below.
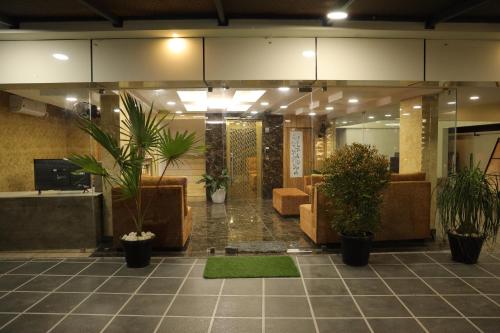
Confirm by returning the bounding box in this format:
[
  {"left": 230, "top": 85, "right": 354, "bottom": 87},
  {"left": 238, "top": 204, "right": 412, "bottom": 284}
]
[{"left": 0, "top": 252, "right": 499, "bottom": 333}]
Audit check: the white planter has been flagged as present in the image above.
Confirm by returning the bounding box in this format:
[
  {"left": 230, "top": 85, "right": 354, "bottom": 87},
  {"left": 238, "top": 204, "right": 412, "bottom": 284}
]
[{"left": 211, "top": 188, "right": 226, "bottom": 204}]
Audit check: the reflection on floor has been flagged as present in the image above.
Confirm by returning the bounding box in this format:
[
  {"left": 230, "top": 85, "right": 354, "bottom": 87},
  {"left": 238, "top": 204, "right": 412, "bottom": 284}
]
[
  {"left": 185, "top": 198, "right": 314, "bottom": 256},
  {"left": 0, "top": 252, "right": 499, "bottom": 333}
]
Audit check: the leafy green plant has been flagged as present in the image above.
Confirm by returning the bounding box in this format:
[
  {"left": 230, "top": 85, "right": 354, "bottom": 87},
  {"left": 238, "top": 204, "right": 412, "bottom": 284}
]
[
  {"left": 197, "top": 169, "right": 230, "bottom": 194},
  {"left": 437, "top": 155, "right": 500, "bottom": 241},
  {"left": 68, "top": 92, "right": 202, "bottom": 234},
  {"left": 320, "top": 143, "right": 390, "bottom": 236}
]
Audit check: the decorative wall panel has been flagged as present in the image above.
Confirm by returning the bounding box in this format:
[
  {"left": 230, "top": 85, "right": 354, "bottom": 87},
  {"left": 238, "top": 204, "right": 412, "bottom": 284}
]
[{"left": 262, "top": 115, "right": 283, "bottom": 199}]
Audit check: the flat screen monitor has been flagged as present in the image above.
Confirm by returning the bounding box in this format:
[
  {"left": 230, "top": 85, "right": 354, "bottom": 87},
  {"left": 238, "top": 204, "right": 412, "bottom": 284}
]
[{"left": 34, "top": 159, "right": 91, "bottom": 192}]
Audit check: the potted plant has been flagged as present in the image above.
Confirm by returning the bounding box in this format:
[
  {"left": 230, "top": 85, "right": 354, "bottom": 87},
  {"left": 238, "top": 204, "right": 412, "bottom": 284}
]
[
  {"left": 320, "top": 143, "right": 390, "bottom": 266},
  {"left": 69, "top": 93, "right": 201, "bottom": 268},
  {"left": 198, "top": 169, "right": 230, "bottom": 203},
  {"left": 437, "top": 156, "right": 500, "bottom": 264}
]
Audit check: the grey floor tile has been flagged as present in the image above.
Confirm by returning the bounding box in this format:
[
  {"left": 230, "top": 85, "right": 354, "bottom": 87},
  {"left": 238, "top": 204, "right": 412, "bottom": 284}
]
[
  {"left": 369, "top": 318, "right": 424, "bottom": 333},
  {"left": 329, "top": 254, "right": 343, "bottom": 264},
  {"left": 63, "top": 258, "right": 96, "bottom": 263},
  {"left": 424, "top": 278, "right": 478, "bottom": 294},
  {"left": 138, "top": 278, "right": 183, "bottom": 294},
  {"left": 444, "top": 295, "right": 500, "bottom": 317},
  {"left": 355, "top": 296, "right": 410, "bottom": 317},
  {"left": 443, "top": 264, "right": 492, "bottom": 277},
  {"left": 479, "top": 263, "right": 500, "bottom": 276},
  {"left": 9, "top": 262, "right": 57, "bottom": 274},
  {"left": 265, "top": 278, "right": 305, "bottom": 295},
  {"left": 57, "top": 276, "right": 108, "bottom": 292},
  {"left": 0, "top": 313, "right": 15, "bottom": 327},
  {"left": 300, "top": 265, "right": 339, "bottom": 278},
  {"left": 400, "top": 296, "right": 460, "bottom": 317},
  {"left": 28, "top": 292, "right": 88, "bottom": 313},
  {"left": 0, "top": 292, "right": 47, "bottom": 312},
  {"left": 317, "top": 319, "right": 369, "bottom": 333},
  {"left": 152, "top": 264, "right": 191, "bottom": 277},
  {"left": 167, "top": 295, "right": 218, "bottom": 316},
  {"left": 104, "top": 315, "right": 160, "bottom": 333},
  {"left": 51, "top": 314, "right": 111, "bottom": 333},
  {"left": 478, "top": 254, "right": 500, "bottom": 263},
  {"left": 114, "top": 264, "right": 157, "bottom": 277},
  {"left": 188, "top": 265, "right": 204, "bottom": 278},
  {"left": 425, "top": 252, "right": 456, "bottom": 264},
  {"left": 345, "top": 279, "right": 391, "bottom": 295},
  {"left": 0, "top": 275, "right": 33, "bottom": 291},
  {"left": 1, "top": 314, "right": 62, "bottom": 333},
  {"left": 163, "top": 258, "right": 196, "bottom": 264},
  {"left": 96, "top": 257, "right": 125, "bottom": 263},
  {"left": 463, "top": 277, "right": 500, "bottom": 294},
  {"left": 157, "top": 317, "right": 210, "bottom": 333},
  {"left": 179, "top": 278, "right": 222, "bottom": 295},
  {"left": 73, "top": 293, "right": 130, "bottom": 314},
  {"left": 266, "top": 319, "right": 316, "bottom": 333},
  {"left": 265, "top": 296, "right": 311, "bottom": 317},
  {"left": 369, "top": 254, "right": 401, "bottom": 265},
  {"left": 216, "top": 296, "right": 262, "bottom": 317},
  {"left": 336, "top": 265, "right": 377, "bottom": 278},
  {"left": 420, "top": 318, "right": 480, "bottom": 333},
  {"left": 384, "top": 278, "right": 435, "bottom": 295},
  {"left": 222, "top": 278, "right": 262, "bottom": 295},
  {"left": 371, "top": 265, "right": 414, "bottom": 278},
  {"left": 120, "top": 294, "right": 172, "bottom": 315},
  {"left": 297, "top": 256, "right": 332, "bottom": 265},
  {"left": 470, "top": 318, "right": 500, "bottom": 333},
  {"left": 97, "top": 277, "right": 145, "bottom": 293},
  {"left": 309, "top": 296, "right": 361, "bottom": 317},
  {"left": 395, "top": 253, "right": 434, "bottom": 264},
  {"left": 18, "top": 275, "right": 70, "bottom": 292},
  {"left": 43, "top": 262, "right": 90, "bottom": 275},
  {"left": 211, "top": 318, "right": 261, "bottom": 333},
  {"left": 406, "top": 264, "right": 454, "bottom": 277},
  {"left": 79, "top": 263, "right": 123, "bottom": 276},
  {"left": 0, "top": 262, "right": 26, "bottom": 274},
  {"left": 304, "top": 279, "right": 348, "bottom": 295}
]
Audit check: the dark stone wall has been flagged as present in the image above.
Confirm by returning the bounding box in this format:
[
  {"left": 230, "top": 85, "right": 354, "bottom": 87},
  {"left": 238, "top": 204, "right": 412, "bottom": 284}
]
[
  {"left": 262, "top": 114, "right": 283, "bottom": 199},
  {"left": 205, "top": 114, "right": 226, "bottom": 177}
]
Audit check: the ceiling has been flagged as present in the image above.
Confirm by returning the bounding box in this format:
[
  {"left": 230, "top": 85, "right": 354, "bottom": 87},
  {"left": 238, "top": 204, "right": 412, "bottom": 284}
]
[{"left": 0, "top": 0, "right": 498, "bottom": 29}]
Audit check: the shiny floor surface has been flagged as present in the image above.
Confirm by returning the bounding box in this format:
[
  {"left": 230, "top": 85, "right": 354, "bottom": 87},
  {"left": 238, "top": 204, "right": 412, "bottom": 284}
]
[{"left": 0, "top": 252, "right": 499, "bottom": 332}]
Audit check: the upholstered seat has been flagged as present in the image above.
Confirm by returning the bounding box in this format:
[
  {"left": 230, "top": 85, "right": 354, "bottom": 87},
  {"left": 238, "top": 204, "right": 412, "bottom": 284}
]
[{"left": 272, "top": 188, "right": 309, "bottom": 216}]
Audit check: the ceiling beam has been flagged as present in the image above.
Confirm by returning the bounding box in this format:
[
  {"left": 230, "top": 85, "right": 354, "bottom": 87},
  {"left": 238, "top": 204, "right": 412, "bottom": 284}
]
[
  {"left": 214, "top": 0, "right": 228, "bottom": 26},
  {"left": 425, "top": 0, "right": 491, "bottom": 29},
  {"left": 77, "top": 0, "right": 123, "bottom": 27},
  {"left": 0, "top": 12, "right": 18, "bottom": 28}
]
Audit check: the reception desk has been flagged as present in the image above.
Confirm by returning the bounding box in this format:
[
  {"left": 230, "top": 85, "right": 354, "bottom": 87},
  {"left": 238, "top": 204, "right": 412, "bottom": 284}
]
[{"left": 0, "top": 191, "right": 102, "bottom": 251}]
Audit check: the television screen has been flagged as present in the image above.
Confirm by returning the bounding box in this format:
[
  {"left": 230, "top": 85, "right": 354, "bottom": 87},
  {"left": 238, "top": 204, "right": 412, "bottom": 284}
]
[{"left": 34, "top": 159, "right": 91, "bottom": 192}]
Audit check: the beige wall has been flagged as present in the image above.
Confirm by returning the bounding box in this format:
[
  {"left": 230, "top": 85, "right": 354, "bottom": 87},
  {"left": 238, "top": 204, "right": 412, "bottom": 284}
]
[
  {"left": 0, "top": 91, "right": 90, "bottom": 192},
  {"left": 399, "top": 97, "right": 423, "bottom": 173}
]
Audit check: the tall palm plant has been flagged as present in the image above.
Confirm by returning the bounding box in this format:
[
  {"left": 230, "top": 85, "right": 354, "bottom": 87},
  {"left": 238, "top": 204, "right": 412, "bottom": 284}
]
[{"left": 68, "top": 92, "right": 202, "bottom": 235}]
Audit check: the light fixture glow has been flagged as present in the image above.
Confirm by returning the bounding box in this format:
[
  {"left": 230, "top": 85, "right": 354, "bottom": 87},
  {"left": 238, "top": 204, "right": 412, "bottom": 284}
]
[
  {"left": 447, "top": 101, "right": 456, "bottom": 105},
  {"left": 66, "top": 96, "right": 77, "bottom": 102},
  {"left": 168, "top": 37, "right": 186, "bottom": 53},
  {"left": 342, "top": 121, "right": 348, "bottom": 124},
  {"left": 385, "top": 123, "right": 400, "bottom": 127},
  {"left": 348, "top": 98, "right": 359, "bottom": 104},
  {"left": 308, "top": 112, "right": 316, "bottom": 116},
  {"left": 206, "top": 120, "right": 224, "bottom": 124},
  {"left": 52, "top": 53, "right": 69, "bottom": 61},
  {"left": 184, "top": 104, "right": 208, "bottom": 112},
  {"left": 278, "top": 87, "right": 290, "bottom": 92},
  {"left": 402, "top": 112, "right": 411, "bottom": 116},
  {"left": 167, "top": 101, "right": 176, "bottom": 106},
  {"left": 285, "top": 119, "right": 291, "bottom": 123},
  {"left": 280, "top": 105, "right": 288, "bottom": 109},
  {"left": 327, "top": 11, "right": 348, "bottom": 20},
  {"left": 302, "top": 50, "right": 315, "bottom": 58},
  {"left": 113, "top": 108, "right": 120, "bottom": 113},
  {"left": 385, "top": 114, "right": 392, "bottom": 117},
  {"left": 260, "top": 102, "right": 269, "bottom": 106},
  {"left": 470, "top": 95, "right": 480, "bottom": 100},
  {"left": 413, "top": 105, "right": 422, "bottom": 109},
  {"left": 175, "top": 111, "right": 183, "bottom": 114},
  {"left": 250, "top": 110, "right": 258, "bottom": 114},
  {"left": 177, "top": 90, "right": 207, "bottom": 102},
  {"left": 368, "top": 116, "right": 375, "bottom": 119},
  {"left": 233, "top": 90, "right": 266, "bottom": 103},
  {"left": 325, "top": 106, "right": 334, "bottom": 111}
]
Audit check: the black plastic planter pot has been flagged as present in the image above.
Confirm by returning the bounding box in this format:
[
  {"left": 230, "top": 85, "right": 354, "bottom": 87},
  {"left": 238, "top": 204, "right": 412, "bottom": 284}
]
[
  {"left": 447, "top": 232, "right": 485, "bottom": 264},
  {"left": 122, "top": 237, "right": 154, "bottom": 268},
  {"left": 340, "top": 233, "right": 373, "bottom": 266}
]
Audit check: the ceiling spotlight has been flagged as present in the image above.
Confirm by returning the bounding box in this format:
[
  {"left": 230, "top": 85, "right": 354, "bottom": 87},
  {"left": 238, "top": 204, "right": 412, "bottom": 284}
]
[
  {"left": 113, "top": 108, "right": 120, "bottom": 113},
  {"left": 52, "top": 53, "right": 69, "bottom": 61},
  {"left": 308, "top": 112, "right": 316, "bottom": 116},
  {"left": 402, "top": 112, "right": 411, "bottom": 116},
  {"left": 385, "top": 114, "right": 392, "bottom": 117},
  {"left": 280, "top": 105, "right": 288, "bottom": 109},
  {"left": 469, "top": 95, "right": 480, "bottom": 100},
  {"left": 167, "top": 101, "right": 176, "bottom": 106},
  {"left": 327, "top": 11, "right": 348, "bottom": 20},
  {"left": 175, "top": 111, "right": 183, "bottom": 114},
  {"left": 302, "top": 50, "right": 315, "bottom": 58},
  {"left": 447, "top": 101, "right": 456, "bottom": 105},
  {"left": 413, "top": 105, "right": 422, "bottom": 109},
  {"left": 348, "top": 98, "right": 359, "bottom": 104},
  {"left": 325, "top": 106, "right": 334, "bottom": 111},
  {"left": 368, "top": 116, "right": 375, "bottom": 119},
  {"left": 342, "top": 121, "right": 348, "bottom": 124},
  {"left": 278, "top": 87, "right": 290, "bottom": 92},
  {"left": 250, "top": 110, "right": 258, "bottom": 114},
  {"left": 66, "top": 96, "right": 77, "bottom": 102},
  {"left": 260, "top": 102, "right": 269, "bottom": 106},
  {"left": 167, "top": 37, "right": 186, "bottom": 53}
]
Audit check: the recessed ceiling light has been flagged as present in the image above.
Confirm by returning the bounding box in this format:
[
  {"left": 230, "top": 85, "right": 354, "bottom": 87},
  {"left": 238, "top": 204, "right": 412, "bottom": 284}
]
[
  {"left": 368, "top": 116, "right": 375, "bottom": 119},
  {"left": 278, "top": 87, "right": 290, "bottom": 92},
  {"left": 348, "top": 98, "right": 359, "bottom": 104},
  {"left": 447, "top": 101, "right": 456, "bottom": 105},
  {"left": 167, "top": 101, "right": 176, "bottom": 105},
  {"left": 470, "top": 95, "right": 480, "bottom": 100},
  {"left": 113, "top": 108, "right": 120, "bottom": 113},
  {"left": 52, "top": 53, "right": 69, "bottom": 61},
  {"left": 413, "top": 105, "right": 422, "bottom": 109},
  {"left": 302, "top": 50, "right": 315, "bottom": 58},
  {"left": 175, "top": 111, "right": 183, "bottom": 114},
  {"left": 260, "top": 102, "right": 269, "bottom": 106},
  {"left": 177, "top": 90, "right": 207, "bottom": 102},
  {"left": 342, "top": 121, "right": 348, "bottom": 124},
  {"left": 280, "top": 105, "right": 288, "bottom": 109},
  {"left": 385, "top": 123, "right": 400, "bottom": 127},
  {"left": 402, "top": 112, "right": 411, "bottom": 116},
  {"left": 167, "top": 38, "right": 186, "bottom": 53},
  {"left": 325, "top": 106, "right": 334, "bottom": 111},
  {"left": 184, "top": 104, "right": 208, "bottom": 112},
  {"left": 250, "top": 110, "right": 258, "bottom": 114},
  {"left": 385, "top": 114, "right": 392, "bottom": 117},
  {"left": 233, "top": 90, "right": 266, "bottom": 103},
  {"left": 327, "top": 11, "right": 348, "bottom": 20},
  {"left": 66, "top": 96, "right": 77, "bottom": 102},
  {"left": 308, "top": 112, "right": 316, "bottom": 116}
]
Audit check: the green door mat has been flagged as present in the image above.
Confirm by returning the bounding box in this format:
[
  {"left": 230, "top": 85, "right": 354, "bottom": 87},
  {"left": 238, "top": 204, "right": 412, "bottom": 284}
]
[{"left": 203, "top": 256, "right": 300, "bottom": 279}]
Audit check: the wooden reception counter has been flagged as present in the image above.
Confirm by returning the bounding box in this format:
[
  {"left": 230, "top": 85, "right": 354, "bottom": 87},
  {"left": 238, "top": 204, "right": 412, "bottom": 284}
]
[{"left": 0, "top": 191, "right": 102, "bottom": 251}]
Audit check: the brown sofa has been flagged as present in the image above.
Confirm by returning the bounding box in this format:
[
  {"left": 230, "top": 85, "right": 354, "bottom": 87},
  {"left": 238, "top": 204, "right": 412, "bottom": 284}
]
[
  {"left": 112, "top": 176, "right": 192, "bottom": 249},
  {"left": 300, "top": 172, "right": 431, "bottom": 244},
  {"left": 273, "top": 188, "right": 309, "bottom": 216},
  {"left": 303, "top": 174, "right": 325, "bottom": 196}
]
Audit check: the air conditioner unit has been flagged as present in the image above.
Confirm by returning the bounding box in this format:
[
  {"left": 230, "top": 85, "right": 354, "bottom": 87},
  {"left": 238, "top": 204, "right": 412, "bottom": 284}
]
[{"left": 9, "top": 95, "right": 47, "bottom": 118}]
